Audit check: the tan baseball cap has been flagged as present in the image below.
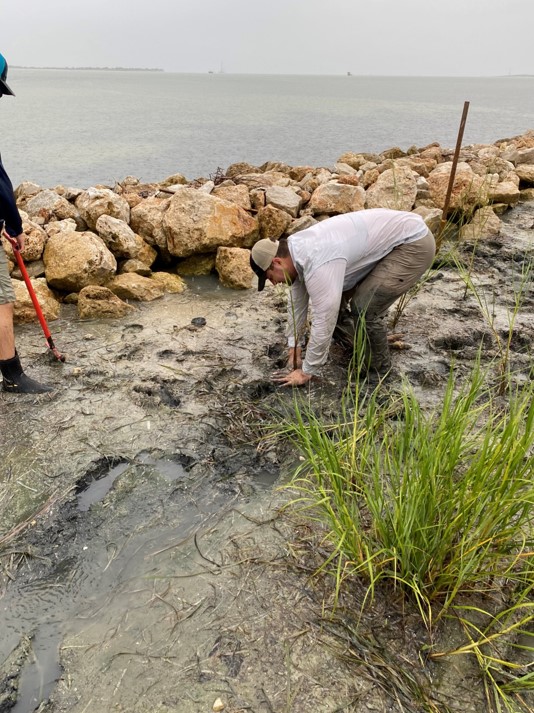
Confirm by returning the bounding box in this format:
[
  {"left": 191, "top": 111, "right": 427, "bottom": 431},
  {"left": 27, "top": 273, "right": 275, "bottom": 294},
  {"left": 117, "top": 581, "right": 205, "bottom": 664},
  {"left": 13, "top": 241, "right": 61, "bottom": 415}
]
[{"left": 250, "top": 238, "right": 279, "bottom": 291}]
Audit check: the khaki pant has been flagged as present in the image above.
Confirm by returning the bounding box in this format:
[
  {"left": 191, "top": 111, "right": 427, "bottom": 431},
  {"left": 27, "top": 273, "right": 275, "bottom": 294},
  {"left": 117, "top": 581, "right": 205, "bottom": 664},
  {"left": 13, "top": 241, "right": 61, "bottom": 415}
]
[
  {"left": 336, "top": 229, "right": 436, "bottom": 371},
  {"left": 0, "top": 245, "right": 15, "bottom": 305}
]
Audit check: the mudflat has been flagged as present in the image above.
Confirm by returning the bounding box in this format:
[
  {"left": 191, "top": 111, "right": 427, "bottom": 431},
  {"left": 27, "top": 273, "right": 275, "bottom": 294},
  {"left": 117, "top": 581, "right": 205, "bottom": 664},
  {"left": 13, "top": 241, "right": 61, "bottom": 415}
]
[{"left": 1, "top": 201, "right": 533, "bottom": 713}]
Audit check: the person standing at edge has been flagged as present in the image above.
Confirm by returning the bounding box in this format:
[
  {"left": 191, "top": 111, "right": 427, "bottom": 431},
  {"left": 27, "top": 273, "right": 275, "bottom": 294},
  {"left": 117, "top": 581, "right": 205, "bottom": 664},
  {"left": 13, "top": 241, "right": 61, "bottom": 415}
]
[
  {"left": 0, "top": 52, "right": 53, "bottom": 393},
  {"left": 250, "top": 208, "right": 435, "bottom": 387}
]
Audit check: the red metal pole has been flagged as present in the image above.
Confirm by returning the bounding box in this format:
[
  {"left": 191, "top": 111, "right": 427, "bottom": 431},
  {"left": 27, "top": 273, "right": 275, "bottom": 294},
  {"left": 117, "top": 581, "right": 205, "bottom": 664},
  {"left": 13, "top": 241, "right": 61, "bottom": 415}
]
[{"left": 3, "top": 230, "right": 65, "bottom": 362}]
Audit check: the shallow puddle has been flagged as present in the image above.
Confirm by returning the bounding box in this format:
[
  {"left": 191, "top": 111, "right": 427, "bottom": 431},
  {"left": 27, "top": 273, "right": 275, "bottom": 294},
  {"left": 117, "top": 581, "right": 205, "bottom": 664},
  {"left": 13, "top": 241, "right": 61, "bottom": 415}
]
[{"left": 0, "top": 454, "right": 245, "bottom": 712}]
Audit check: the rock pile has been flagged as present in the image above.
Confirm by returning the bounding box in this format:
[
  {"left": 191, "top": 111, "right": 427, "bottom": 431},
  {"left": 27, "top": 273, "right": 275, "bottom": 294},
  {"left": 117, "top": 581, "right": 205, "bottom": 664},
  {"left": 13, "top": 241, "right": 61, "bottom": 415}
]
[{"left": 3, "top": 130, "right": 534, "bottom": 322}]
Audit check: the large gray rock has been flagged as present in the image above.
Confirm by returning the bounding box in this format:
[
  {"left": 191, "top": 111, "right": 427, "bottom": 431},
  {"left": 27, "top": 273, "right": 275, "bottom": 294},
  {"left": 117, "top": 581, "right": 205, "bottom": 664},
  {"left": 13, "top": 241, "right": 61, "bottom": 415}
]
[
  {"left": 308, "top": 182, "right": 366, "bottom": 215},
  {"left": 459, "top": 206, "right": 502, "bottom": 241},
  {"left": 44, "top": 231, "right": 117, "bottom": 292},
  {"left": 216, "top": 247, "right": 253, "bottom": 289},
  {"left": 488, "top": 180, "right": 520, "bottom": 205},
  {"left": 427, "top": 162, "right": 490, "bottom": 211},
  {"left": 412, "top": 206, "right": 443, "bottom": 235},
  {"left": 12, "top": 277, "right": 61, "bottom": 323},
  {"left": 2, "top": 219, "right": 47, "bottom": 263},
  {"left": 75, "top": 188, "right": 130, "bottom": 230},
  {"left": 264, "top": 186, "right": 302, "bottom": 218},
  {"left": 212, "top": 184, "right": 252, "bottom": 210},
  {"left": 107, "top": 273, "right": 164, "bottom": 301},
  {"left": 286, "top": 215, "right": 318, "bottom": 236},
  {"left": 366, "top": 165, "right": 418, "bottom": 211},
  {"left": 163, "top": 187, "right": 258, "bottom": 258},
  {"left": 14, "top": 181, "right": 42, "bottom": 206},
  {"left": 95, "top": 215, "right": 140, "bottom": 259},
  {"left": 515, "top": 165, "right": 534, "bottom": 185},
  {"left": 25, "top": 189, "right": 81, "bottom": 224},
  {"left": 234, "top": 172, "right": 291, "bottom": 189},
  {"left": 150, "top": 272, "right": 187, "bottom": 294},
  {"left": 258, "top": 204, "right": 292, "bottom": 240},
  {"left": 129, "top": 197, "right": 169, "bottom": 249},
  {"left": 77, "top": 285, "right": 136, "bottom": 319}
]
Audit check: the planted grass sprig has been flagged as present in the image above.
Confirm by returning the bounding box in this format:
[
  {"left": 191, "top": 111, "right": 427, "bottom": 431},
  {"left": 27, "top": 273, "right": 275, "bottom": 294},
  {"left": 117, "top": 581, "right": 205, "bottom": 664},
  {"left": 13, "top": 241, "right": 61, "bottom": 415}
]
[{"left": 280, "top": 357, "right": 534, "bottom": 626}]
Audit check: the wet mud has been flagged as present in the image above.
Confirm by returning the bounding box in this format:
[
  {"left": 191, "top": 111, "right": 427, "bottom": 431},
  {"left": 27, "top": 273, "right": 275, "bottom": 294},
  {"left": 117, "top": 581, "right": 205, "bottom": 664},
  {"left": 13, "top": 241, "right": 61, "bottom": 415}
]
[{"left": 1, "top": 204, "right": 533, "bottom": 713}]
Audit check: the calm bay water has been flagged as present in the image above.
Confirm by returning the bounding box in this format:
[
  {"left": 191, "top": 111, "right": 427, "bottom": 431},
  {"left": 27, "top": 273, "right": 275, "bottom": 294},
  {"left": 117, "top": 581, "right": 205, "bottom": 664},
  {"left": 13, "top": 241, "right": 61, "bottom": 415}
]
[{"left": 1, "top": 69, "right": 534, "bottom": 189}]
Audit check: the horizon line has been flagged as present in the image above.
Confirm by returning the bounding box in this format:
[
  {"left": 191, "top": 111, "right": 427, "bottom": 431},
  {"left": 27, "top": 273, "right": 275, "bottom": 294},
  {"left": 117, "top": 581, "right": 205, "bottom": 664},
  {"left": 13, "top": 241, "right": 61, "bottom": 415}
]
[{"left": 10, "top": 66, "right": 534, "bottom": 78}]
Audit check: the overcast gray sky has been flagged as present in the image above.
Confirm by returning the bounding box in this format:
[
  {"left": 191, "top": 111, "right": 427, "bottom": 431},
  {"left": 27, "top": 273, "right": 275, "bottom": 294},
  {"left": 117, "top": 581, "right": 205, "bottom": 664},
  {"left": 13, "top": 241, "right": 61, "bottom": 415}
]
[{"left": 1, "top": 0, "right": 533, "bottom": 76}]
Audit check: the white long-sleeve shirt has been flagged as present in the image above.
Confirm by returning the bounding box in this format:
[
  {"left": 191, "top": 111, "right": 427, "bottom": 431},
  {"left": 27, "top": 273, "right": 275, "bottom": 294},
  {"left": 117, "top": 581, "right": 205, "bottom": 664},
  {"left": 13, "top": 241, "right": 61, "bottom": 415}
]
[{"left": 286, "top": 209, "right": 428, "bottom": 375}]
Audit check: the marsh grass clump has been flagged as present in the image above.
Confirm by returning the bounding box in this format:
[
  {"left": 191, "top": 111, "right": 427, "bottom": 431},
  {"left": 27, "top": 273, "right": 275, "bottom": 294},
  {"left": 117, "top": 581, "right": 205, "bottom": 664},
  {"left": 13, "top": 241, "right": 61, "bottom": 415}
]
[{"left": 275, "top": 351, "right": 534, "bottom": 709}]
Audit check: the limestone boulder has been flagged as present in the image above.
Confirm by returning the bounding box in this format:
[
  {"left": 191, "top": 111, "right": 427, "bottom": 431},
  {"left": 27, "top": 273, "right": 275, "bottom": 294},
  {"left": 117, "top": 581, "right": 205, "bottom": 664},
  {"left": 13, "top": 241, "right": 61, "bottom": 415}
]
[
  {"left": 366, "top": 165, "right": 417, "bottom": 211},
  {"left": 362, "top": 168, "right": 380, "bottom": 189},
  {"left": 234, "top": 172, "right": 291, "bottom": 189},
  {"left": 215, "top": 247, "right": 253, "bottom": 289},
  {"left": 2, "top": 220, "right": 47, "bottom": 263},
  {"left": 163, "top": 187, "right": 258, "bottom": 257},
  {"left": 336, "top": 152, "right": 380, "bottom": 170},
  {"left": 415, "top": 175, "right": 431, "bottom": 202},
  {"left": 333, "top": 162, "right": 359, "bottom": 177},
  {"left": 45, "top": 218, "right": 78, "bottom": 238},
  {"left": 258, "top": 205, "right": 292, "bottom": 240},
  {"left": 513, "top": 147, "right": 534, "bottom": 166},
  {"left": 488, "top": 180, "right": 521, "bottom": 205},
  {"left": 299, "top": 168, "right": 335, "bottom": 194},
  {"left": 75, "top": 188, "right": 130, "bottom": 230},
  {"left": 133, "top": 235, "right": 158, "bottom": 268},
  {"left": 25, "top": 189, "right": 81, "bottom": 225},
  {"left": 118, "top": 259, "right": 152, "bottom": 276},
  {"left": 95, "top": 215, "right": 140, "bottom": 259},
  {"left": 175, "top": 254, "right": 216, "bottom": 276},
  {"left": 476, "top": 155, "right": 516, "bottom": 181},
  {"left": 12, "top": 278, "right": 60, "bottom": 324},
  {"left": 308, "top": 182, "right": 366, "bottom": 215},
  {"left": 385, "top": 155, "right": 438, "bottom": 178},
  {"left": 129, "top": 197, "right": 169, "bottom": 249},
  {"left": 264, "top": 186, "right": 302, "bottom": 218},
  {"left": 44, "top": 231, "right": 117, "bottom": 292},
  {"left": 249, "top": 189, "right": 266, "bottom": 211},
  {"left": 459, "top": 206, "right": 501, "bottom": 242},
  {"left": 259, "top": 161, "right": 293, "bottom": 174},
  {"left": 107, "top": 273, "right": 164, "bottom": 301},
  {"left": 286, "top": 215, "right": 318, "bottom": 236},
  {"left": 515, "top": 165, "right": 534, "bottom": 185},
  {"left": 21, "top": 220, "right": 48, "bottom": 262},
  {"left": 225, "top": 162, "right": 259, "bottom": 178},
  {"left": 212, "top": 184, "right": 252, "bottom": 210},
  {"left": 419, "top": 145, "right": 444, "bottom": 162},
  {"left": 159, "top": 173, "right": 188, "bottom": 188},
  {"left": 289, "top": 166, "right": 316, "bottom": 182},
  {"left": 520, "top": 187, "right": 534, "bottom": 201},
  {"left": 77, "top": 285, "right": 136, "bottom": 319},
  {"left": 150, "top": 272, "right": 187, "bottom": 294},
  {"left": 412, "top": 206, "right": 443, "bottom": 235},
  {"left": 380, "top": 146, "right": 406, "bottom": 161},
  {"left": 11, "top": 260, "right": 45, "bottom": 280},
  {"left": 14, "top": 181, "right": 42, "bottom": 207},
  {"left": 427, "top": 162, "right": 490, "bottom": 211}
]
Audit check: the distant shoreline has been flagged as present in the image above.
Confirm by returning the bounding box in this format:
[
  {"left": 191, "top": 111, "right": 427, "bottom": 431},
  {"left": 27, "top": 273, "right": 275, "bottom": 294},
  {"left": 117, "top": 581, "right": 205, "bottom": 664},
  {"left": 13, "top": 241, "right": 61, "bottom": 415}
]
[{"left": 11, "top": 66, "right": 164, "bottom": 72}]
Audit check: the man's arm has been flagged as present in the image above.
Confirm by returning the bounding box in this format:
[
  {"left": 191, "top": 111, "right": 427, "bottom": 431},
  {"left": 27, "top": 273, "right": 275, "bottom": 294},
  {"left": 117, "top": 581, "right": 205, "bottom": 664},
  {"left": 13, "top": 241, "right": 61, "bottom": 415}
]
[
  {"left": 301, "top": 259, "right": 346, "bottom": 375},
  {"left": 274, "top": 260, "right": 346, "bottom": 387},
  {"left": 286, "top": 278, "right": 309, "bottom": 348},
  {"left": 0, "top": 158, "right": 23, "bottom": 238}
]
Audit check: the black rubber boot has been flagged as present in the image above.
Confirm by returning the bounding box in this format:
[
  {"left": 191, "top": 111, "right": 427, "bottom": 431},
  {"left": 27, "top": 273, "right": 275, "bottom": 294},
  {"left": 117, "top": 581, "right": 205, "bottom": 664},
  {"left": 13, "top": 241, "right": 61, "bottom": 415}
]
[{"left": 0, "top": 353, "right": 54, "bottom": 394}]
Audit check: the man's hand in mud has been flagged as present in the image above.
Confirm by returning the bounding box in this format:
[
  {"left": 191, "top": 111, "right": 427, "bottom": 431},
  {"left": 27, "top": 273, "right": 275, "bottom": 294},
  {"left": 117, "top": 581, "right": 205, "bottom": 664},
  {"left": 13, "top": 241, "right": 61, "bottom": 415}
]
[{"left": 272, "top": 368, "right": 312, "bottom": 387}]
